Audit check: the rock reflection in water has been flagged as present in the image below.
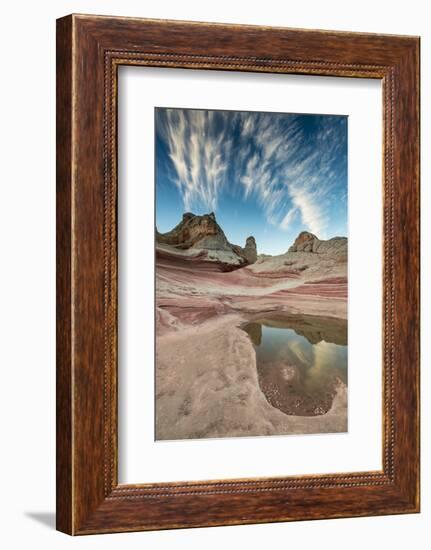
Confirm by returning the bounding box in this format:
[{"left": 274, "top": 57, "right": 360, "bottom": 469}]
[{"left": 241, "top": 315, "right": 347, "bottom": 417}]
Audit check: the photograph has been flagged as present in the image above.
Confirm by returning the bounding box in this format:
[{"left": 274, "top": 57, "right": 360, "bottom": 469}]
[{"left": 155, "top": 107, "right": 348, "bottom": 440}]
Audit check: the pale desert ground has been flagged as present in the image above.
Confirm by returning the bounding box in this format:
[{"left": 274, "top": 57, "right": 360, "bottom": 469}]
[{"left": 155, "top": 214, "right": 348, "bottom": 440}]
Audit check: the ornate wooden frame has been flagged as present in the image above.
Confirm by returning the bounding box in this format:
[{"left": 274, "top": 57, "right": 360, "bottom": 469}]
[{"left": 56, "top": 14, "right": 420, "bottom": 535}]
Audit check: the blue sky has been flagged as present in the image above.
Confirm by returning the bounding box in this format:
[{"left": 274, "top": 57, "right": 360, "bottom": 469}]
[{"left": 155, "top": 107, "right": 347, "bottom": 256}]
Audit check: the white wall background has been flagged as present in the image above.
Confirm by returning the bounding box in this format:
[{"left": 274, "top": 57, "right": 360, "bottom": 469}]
[{"left": 0, "top": 1, "right": 427, "bottom": 548}]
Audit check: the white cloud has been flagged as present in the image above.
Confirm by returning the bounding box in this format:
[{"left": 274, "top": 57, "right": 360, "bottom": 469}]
[
  {"left": 280, "top": 208, "right": 297, "bottom": 230},
  {"left": 161, "top": 109, "right": 230, "bottom": 212},
  {"left": 288, "top": 185, "right": 328, "bottom": 237},
  {"left": 157, "top": 109, "right": 346, "bottom": 238}
]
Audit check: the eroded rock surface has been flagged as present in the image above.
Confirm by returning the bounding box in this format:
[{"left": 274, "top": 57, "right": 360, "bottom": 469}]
[
  {"left": 156, "top": 212, "right": 258, "bottom": 269},
  {"left": 155, "top": 220, "right": 348, "bottom": 440},
  {"left": 288, "top": 230, "right": 347, "bottom": 259}
]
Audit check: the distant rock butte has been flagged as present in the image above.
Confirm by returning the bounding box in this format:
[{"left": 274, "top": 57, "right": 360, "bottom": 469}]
[
  {"left": 156, "top": 213, "right": 347, "bottom": 271},
  {"left": 288, "top": 231, "right": 347, "bottom": 259},
  {"left": 156, "top": 212, "right": 257, "bottom": 268}
]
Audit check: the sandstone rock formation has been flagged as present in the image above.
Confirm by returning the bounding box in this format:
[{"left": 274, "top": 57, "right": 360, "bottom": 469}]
[
  {"left": 288, "top": 231, "right": 347, "bottom": 259},
  {"left": 156, "top": 212, "right": 258, "bottom": 268},
  {"left": 155, "top": 223, "right": 348, "bottom": 439},
  {"left": 243, "top": 236, "right": 258, "bottom": 263},
  {"left": 156, "top": 212, "right": 228, "bottom": 250},
  {"left": 232, "top": 236, "right": 257, "bottom": 265}
]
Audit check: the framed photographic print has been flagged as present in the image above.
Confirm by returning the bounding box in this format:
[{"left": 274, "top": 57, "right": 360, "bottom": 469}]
[{"left": 56, "top": 14, "right": 420, "bottom": 534}]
